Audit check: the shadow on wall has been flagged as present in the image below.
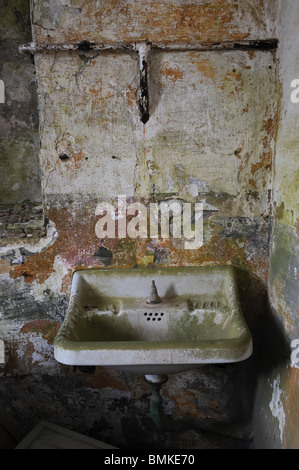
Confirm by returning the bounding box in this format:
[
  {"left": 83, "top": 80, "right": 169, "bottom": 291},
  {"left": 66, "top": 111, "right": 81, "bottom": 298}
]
[
  {"left": 231, "top": 267, "right": 290, "bottom": 428},
  {"left": 256, "top": 299, "right": 291, "bottom": 376},
  {"left": 233, "top": 269, "right": 268, "bottom": 421}
]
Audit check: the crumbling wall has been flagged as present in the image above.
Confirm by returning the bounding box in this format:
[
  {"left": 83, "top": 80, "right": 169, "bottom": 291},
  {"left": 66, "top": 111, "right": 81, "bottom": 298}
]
[{"left": 0, "top": 0, "right": 281, "bottom": 448}]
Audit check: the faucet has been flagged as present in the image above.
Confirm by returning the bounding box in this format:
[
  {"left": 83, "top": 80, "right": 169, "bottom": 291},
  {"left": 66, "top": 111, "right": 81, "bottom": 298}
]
[{"left": 146, "top": 280, "right": 162, "bottom": 304}]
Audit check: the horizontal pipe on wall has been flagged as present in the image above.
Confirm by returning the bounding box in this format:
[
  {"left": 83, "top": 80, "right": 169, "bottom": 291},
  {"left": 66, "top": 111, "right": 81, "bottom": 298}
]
[
  {"left": 19, "top": 39, "right": 278, "bottom": 55},
  {"left": 20, "top": 38, "right": 278, "bottom": 124}
]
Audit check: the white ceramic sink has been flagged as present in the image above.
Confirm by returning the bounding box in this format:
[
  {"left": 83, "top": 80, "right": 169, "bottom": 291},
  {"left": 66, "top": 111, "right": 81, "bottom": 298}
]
[{"left": 54, "top": 266, "right": 253, "bottom": 375}]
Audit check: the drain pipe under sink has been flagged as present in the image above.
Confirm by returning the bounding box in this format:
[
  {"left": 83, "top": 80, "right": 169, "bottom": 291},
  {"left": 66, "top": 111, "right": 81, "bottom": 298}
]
[
  {"left": 144, "top": 374, "right": 194, "bottom": 432},
  {"left": 144, "top": 374, "right": 252, "bottom": 442},
  {"left": 144, "top": 374, "right": 215, "bottom": 433},
  {"left": 144, "top": 375, "right": 169, "bottom": 428}
]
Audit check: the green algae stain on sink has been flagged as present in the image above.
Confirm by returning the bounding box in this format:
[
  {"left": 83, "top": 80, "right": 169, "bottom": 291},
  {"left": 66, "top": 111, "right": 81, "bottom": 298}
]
[{"left": 54, "top": 266, "right": 253, "bottom": 375}]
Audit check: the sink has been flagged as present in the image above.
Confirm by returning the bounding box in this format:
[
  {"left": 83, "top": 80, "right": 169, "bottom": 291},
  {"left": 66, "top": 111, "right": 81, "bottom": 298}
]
[{"left": 54, "top": 266, "right": 253, "bottom": 376}]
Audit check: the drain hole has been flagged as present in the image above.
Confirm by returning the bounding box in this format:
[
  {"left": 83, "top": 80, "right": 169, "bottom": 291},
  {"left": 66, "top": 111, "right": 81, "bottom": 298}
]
[{"left": 144, "top": 312, "right": 148, "bottom": 316}]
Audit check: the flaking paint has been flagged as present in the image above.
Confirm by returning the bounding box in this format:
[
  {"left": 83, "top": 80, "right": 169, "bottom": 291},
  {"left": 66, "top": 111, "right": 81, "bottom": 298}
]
[{"left": 0, "top": 0, "right": 288, "bottom": 449}]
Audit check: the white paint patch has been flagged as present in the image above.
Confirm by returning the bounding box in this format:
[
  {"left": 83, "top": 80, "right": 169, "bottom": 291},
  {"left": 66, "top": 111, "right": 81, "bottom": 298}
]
[
  {"left": 10, "top": 248, "right": 24, "bottom": 266},
  {"left": 0, "top": 340, "right": 5, "bottom": 364},
  {"left": 31, "top": 254, "right": 70, "bottom": 302},
  {"left": 290, "top": 339, "right": 299, "bottom": 368},
  {"left": 0, "top": 80, "right": 5, "bottom": 103},
  {"left": 291, "top": 363, "right": 299, "bottom": 371},
  {"left": 0, "top": 219, "right": 58, "bottom": 256},
  {"left": 269, "top": 375, "right": 286, "bottom": 442}
]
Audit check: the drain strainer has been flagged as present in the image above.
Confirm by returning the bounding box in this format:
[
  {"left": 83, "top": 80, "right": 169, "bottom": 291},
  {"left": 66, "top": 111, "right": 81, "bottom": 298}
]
[{"left": 144, "top": 312, "right": 165, "bottom": 322}]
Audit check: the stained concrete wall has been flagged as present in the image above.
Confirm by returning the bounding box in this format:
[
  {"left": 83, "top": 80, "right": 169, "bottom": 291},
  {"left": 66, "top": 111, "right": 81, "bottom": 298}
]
[
  {"left": 253, "top": 0, "right": 299, "bottom": 450},
  {"left": 0, "top": 0, "right": 290, "bottom": 449},
  {"left": 0, "top": 0, "right": 41, "bottom": 205},
  {"left": 30, "top": 0, "right": 274, "bottom": 45}
]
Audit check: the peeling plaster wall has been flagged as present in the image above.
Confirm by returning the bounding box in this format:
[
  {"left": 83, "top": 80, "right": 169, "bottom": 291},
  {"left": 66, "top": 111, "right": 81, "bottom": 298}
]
[
  {"left": 0, "top": 0, "right": 41, "bottom": 205},
  {"left": 35, "top": 49, "right": 277, "bottom": 212},
  {"left": 0, "top": 0, "right": 284, "bottom": 449},
  {"left": 253, "top": 0, "right": 299, "bottom": 450}
]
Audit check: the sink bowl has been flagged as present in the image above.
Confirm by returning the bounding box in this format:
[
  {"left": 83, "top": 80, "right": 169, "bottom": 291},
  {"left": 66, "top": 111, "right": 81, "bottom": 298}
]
[{"left": 54, "top": 266, "right": 253, "bottom": 375}]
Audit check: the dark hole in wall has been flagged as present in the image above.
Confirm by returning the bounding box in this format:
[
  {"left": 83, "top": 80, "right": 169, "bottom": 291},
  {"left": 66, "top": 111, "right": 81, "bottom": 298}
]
[
  {"left": 93, "top": 246, "right": 113, "bottom": 266},
  {"left": 78, "top": 40, "right": 94, "bottom": 51},
  {"left": 59, "top": 154, "right": 70, "bottom": 161},
  {"left": 233, "top": 39, "right": 278, "bottom": 51}
]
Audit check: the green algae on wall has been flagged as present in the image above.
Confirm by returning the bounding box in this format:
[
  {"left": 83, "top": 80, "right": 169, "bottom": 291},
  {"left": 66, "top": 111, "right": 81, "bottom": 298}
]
[
  {"left": 252, "top": 0, "right": 299, "bottom": 449},
  {"left": 269, "top": 222, "right": 299, "bottom": 336}
]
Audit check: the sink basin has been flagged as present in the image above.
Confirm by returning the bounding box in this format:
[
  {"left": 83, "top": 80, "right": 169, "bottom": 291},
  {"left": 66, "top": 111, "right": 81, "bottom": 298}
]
[{"left": 54, "top": 266, "right": 253, "bottom": 375}]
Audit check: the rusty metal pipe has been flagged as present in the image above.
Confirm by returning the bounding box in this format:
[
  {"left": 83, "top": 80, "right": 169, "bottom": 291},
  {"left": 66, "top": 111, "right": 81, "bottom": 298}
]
[
  {"left": 19, "top": 39, "right": 277, "bottom": 126},
  {"left": 135, "top": 42, "right": 151, "bottom": 124},
  {"left": 19, "top": 39, "right": 278, "bottom": 54}
]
